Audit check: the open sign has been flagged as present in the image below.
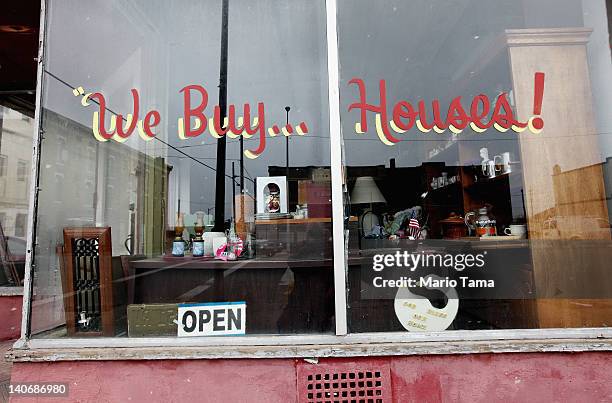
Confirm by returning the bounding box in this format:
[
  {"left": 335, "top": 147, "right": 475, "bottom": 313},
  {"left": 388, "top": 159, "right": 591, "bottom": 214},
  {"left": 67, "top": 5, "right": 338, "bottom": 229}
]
[{"left": 177, "top": 302, "right": 246, "bottom": 337}]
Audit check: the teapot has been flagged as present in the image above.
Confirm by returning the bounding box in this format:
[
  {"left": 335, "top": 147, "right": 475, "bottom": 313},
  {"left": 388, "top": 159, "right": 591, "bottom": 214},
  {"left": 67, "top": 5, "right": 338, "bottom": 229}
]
[{"left": 465, "top": 206, "right": 497, "bottom": 237}]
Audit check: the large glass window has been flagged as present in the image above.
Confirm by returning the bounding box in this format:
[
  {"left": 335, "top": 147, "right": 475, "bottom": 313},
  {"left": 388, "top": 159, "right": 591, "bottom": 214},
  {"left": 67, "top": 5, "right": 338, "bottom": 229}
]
[
  {"left": 26, "top": 0, "right": 612, "bottom": 341},
  {"left": 31, "top": 0, "right": 334, "bottom": 338},
  {"left": 338, "top": 0, "right": 612, "bottom": 332}
]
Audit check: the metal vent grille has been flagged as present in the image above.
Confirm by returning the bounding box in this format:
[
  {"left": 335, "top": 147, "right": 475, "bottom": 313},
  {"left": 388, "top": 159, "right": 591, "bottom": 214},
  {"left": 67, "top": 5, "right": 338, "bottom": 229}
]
[{"left": 297, "top": 361, "right": 392, "bottom": 403}]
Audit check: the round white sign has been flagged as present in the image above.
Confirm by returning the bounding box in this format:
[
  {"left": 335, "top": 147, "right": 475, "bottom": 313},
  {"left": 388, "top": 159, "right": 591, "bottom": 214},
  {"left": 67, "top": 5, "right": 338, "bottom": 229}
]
[{"left": 394, "top": 274, "right": 459, "bottom": 332}]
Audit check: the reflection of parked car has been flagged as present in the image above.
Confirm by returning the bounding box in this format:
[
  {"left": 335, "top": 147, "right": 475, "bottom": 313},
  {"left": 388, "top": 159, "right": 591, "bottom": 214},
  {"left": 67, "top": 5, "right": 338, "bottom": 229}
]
[
  {"left": 0, "top": 236, "right": 26, "bottom": 285},
  {"left": 543, "top": 216, "right": 612, "bottom": 239}
]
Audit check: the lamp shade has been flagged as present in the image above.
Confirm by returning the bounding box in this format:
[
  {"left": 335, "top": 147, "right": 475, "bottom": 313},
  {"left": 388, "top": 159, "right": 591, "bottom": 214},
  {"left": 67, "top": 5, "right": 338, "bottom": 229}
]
[{"left": 350, "top": 176, "right": 386, "bottom": 204}]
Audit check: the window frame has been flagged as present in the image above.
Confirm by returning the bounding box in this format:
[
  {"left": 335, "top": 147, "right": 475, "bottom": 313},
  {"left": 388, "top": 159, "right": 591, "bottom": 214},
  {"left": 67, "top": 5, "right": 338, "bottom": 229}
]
[
  {"left": 0, "top": 154, "right": 7, "bottom": 177},
  {"left": 16, "top": 159, "right": 28, "bottom": 182},
  {"left": 14, "top": 213, "right": 27, "bottom": 238},
  {"left": 13, "top": 0, "right": 612, "bottom": 359}
]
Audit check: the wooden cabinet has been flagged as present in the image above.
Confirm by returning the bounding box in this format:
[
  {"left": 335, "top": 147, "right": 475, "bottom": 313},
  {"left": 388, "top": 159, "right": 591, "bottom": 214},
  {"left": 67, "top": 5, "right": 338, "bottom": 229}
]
[{"left": 422, "top": 162, "right": 517, "bottom": 239}]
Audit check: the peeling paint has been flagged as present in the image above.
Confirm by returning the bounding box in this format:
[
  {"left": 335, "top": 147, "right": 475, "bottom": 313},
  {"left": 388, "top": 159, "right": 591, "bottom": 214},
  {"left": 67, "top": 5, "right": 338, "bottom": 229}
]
[
  {"left": 8, "top": 353, "right": 612, "bottom": 402},
  {"left": 5, "top": 339, "right": 612, "bottom": 363}
]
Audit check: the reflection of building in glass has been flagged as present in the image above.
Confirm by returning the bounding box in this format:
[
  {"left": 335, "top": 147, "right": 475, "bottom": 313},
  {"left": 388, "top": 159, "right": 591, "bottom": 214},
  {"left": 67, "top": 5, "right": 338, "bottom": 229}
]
[
  {"left": 31, "top": 109, "right": 169, "bottom": 333},
  {"left": 0, "top": 106, "right": 33, "bottom": 240}
]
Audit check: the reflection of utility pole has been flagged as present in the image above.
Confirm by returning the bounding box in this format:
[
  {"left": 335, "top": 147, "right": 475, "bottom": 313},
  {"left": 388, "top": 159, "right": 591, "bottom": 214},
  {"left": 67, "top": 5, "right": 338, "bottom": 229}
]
[
  {"left": 213, "top": 0, "right": 229, "bottom": 232},
  {"left": 239, "top": 140, "right": 244, "bottom": 193},
  {"left": 240, "top": 107, "right": 244, "bottom": 193},
  {"left": 285, "top": 106, "right": 290, "bottom": 178}
]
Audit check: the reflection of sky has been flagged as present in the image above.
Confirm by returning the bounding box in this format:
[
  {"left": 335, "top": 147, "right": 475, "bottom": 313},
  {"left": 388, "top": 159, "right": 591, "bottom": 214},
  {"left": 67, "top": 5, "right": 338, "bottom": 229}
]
[
  {"left": 337, "top": 0, "right": 592, "bottom": 169},
  {"left": 41, "top": 0, "right": 612, "bottom": 216},
  {"left": 336, "top": 0, "right": 612, "bottom": 221},
  {"left": 43, "top": 0, "right": 330, "bottom": 214}
]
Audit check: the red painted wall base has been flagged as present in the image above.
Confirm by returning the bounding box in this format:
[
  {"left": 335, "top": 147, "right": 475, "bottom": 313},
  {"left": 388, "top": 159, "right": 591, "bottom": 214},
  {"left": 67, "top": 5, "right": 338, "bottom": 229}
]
[
  {"left": 10, "top": 352, "right": 612, "bottom": 402},
  {"left": 0, "top": 295, "right": 22, "bottom": 341}
]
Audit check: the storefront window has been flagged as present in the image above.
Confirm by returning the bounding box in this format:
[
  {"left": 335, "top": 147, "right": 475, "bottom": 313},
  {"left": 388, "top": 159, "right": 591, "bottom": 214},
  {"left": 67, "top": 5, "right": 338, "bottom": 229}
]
[
  {"left": 31, "top": 0, "right": 334, "bottom": 337},
  {"left": 338, "top": 0, "right": 612, "bottom": 332},
  {"left": 25, "top": 0, "right": 612, "bottom": 342}
]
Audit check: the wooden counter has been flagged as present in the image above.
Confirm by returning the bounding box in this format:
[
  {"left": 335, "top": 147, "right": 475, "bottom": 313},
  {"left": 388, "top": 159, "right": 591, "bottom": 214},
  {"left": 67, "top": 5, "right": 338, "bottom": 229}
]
[
  {"left": 128, "top": 256, "right": 350, "bottom": 334},
  {"left": 132, "top": 257, "right": 334, "bottom": 270},
  {"left": 131, "top": 256, "right": 369, "bottom": 270}
]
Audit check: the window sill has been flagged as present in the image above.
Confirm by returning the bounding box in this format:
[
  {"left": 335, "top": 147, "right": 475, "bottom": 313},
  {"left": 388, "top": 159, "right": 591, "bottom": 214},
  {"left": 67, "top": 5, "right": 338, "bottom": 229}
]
[
  {"left": 0, "top": 286, "right": 23, "bottom": 296},
  {"left": 7, "top": 328, "right": 612, "bottom": 362}
]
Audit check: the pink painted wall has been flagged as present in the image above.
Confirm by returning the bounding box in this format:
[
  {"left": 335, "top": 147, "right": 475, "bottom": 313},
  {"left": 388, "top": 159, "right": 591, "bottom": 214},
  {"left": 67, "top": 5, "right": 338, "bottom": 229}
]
[
  {"left": 389, "top": 353, "right": 611, "bottom": 402},
  {"left": 10, "top": 352, "right": 612, "bottom": 402},
  {"left": 0, "top": 295, "right": 22, "bottom": 341}
]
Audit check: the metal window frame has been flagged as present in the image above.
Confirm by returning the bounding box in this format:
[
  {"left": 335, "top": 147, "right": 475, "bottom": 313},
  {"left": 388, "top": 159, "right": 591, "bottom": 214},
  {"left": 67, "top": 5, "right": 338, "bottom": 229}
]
[
  {"left": 12, "top": 0, "right": 612, "bottom": 358},
  {"left": 17, "top": 0, "right": 47, "bottom": 349},
  {"left": 327, "top": 0, "right": 348, "bottom": 336}
]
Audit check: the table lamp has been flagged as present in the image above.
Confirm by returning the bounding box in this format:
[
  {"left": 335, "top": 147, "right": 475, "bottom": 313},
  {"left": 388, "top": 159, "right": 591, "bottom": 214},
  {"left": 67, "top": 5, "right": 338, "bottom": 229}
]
[{"left": 350, "top": 176, "right": 386, "bottom": 237}]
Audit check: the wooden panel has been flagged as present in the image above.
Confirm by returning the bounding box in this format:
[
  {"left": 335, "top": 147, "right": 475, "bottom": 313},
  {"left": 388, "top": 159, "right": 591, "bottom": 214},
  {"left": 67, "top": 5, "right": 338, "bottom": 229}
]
[
  {"left": 131, "top": 264, "right": 334, "bottom": 334},
  {"left": 127, "top": 303, "right": 178, "bottom": 337},
  {"left": 507, "top": 28, "right": 611, "bottom": 327},
  {"left": 535, "top": 299, "right": 612, "bottom": 328},
  {"left": 144, "top": 157, "right": 167, "bottom": 256}
]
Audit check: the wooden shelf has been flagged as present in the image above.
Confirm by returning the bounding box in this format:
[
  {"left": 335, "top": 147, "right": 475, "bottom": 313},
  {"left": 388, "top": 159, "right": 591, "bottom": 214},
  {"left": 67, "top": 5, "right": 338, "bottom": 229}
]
[
  {"left": 255, "top": 216, "right": 358, "bottom": 225},
  {"left": 428, "top": 181, "right": 462, "bottom": 194},
  {"left": 465, "top": 171, "right": 520, "bottom": 191},
  {"left": 131, "top": 256, "right": 368, "bottom": 270}
]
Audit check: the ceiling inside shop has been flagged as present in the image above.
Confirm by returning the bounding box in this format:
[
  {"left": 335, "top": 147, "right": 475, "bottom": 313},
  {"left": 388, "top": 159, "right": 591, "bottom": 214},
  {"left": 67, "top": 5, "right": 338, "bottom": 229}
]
[{"left": 0, "top": 1, "right": 40, "bottom": 116}]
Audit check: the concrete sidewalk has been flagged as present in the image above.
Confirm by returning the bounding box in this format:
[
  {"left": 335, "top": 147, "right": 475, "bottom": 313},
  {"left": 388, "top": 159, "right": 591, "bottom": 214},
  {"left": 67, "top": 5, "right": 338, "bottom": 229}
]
[{"left": 0, "top": 340, "right": 14, "bottom": 402}]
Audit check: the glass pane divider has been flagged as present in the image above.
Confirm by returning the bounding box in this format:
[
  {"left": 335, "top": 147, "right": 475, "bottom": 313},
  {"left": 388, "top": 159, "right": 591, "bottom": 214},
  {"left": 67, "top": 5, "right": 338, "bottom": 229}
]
[{"left": 325, "top": 0, "right": 348, "bottom": 336}]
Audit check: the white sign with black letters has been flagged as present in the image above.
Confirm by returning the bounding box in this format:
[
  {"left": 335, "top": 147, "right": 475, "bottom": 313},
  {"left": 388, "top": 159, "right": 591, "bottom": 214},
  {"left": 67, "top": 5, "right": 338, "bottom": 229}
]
[{"left": 177, "top": 302, "right": 246, "bottom": 337}]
